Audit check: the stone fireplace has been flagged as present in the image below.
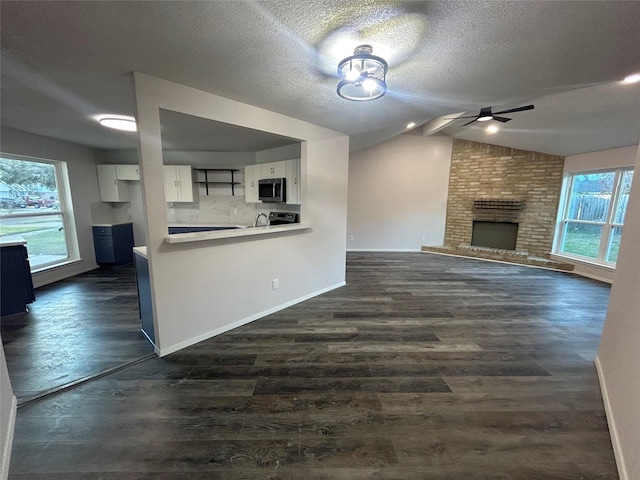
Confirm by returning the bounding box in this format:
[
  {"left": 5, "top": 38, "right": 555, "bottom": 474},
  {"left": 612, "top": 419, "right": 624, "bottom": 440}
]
[{"left": 423, "top": 139, "right": 573, "bottom": 270}]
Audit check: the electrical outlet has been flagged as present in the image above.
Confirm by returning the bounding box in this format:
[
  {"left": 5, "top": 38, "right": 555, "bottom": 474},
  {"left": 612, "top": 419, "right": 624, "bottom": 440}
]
[
  {"left": 421, "top": 235, "right": 426, "bottom": 241},
  {"left": 349, "top": 235, "right": 354, "bottom": 241},
  {"left": 233, "top": 208, "right": 238, "bottom": 215},
  {"left": 272, "top": 279, "right": 279, "bottom": 290}
]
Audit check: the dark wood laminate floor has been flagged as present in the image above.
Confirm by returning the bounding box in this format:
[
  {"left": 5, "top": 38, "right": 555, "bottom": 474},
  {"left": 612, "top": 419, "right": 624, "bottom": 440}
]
[
  {"left": 8, "top": 252, "right": 617, "bottom": 479},
  {"left": 1, "top": 263, "right": 154, "bottom": 400}
]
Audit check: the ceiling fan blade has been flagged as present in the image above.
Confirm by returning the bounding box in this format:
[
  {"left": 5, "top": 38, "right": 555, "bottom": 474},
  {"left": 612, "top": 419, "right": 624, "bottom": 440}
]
[
  {"left": 460, "top": 118, "right": 478, "bottom": 127},
  {"left": 445, "top": 115, "right": 479, "bottom": 120},
  {"left": 492, "top": 116, "right": 512, "bottom": 123},
  {"left": 493, "top": 104, "right": 534, "bottom": 115}
]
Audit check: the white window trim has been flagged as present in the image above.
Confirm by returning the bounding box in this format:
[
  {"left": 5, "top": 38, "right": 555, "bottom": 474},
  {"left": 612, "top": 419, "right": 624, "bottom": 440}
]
[
  {"left": 0, "top": 153, "right": 80, "bottom": 272},
  {"left": 553, "top": 167, "right": 633, "bottom": 266}
]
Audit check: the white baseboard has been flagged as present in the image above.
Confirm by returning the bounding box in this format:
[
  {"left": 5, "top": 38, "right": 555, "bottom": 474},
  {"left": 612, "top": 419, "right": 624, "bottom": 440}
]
[
  {"left": 32, "top": 261, "right": 98, "bottom": 288},
  {"left": 1, "top": 395, "right": 17, "bottom": 480},
  {"left": 595, "top": 355, "right": 628, "bottom": 480},
  {"left": 157, "top": 281, "right": 346, "bottom": 357}
]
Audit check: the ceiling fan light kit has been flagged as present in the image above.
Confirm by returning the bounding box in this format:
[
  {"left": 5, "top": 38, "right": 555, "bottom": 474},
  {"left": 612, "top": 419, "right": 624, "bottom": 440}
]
[{"left": 337, "top": 45, "right": 388, "bottom": 101}]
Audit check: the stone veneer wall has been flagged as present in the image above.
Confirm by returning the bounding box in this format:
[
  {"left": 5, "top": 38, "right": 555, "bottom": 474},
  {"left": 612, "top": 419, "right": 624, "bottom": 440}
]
[{"left": 444, "top": 140, "right": 564, "bottom": 259}]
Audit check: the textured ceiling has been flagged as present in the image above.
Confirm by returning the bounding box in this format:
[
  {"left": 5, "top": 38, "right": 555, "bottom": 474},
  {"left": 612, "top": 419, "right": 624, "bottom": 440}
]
[{"left": 1, "top": 1, "right": 639, "bottom": 155}]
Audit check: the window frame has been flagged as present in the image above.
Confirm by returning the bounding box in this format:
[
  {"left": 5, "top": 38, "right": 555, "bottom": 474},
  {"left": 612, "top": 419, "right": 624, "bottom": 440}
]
[
  {"left": 0, "top": 153, "right": 80, "bottom": 272},
  {"left": 554, "top": 167, "right": 633, "bottom": 266}
]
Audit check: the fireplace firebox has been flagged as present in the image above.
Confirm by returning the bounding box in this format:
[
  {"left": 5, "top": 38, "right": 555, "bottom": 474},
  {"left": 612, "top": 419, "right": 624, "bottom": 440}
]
[{"left": 471, "top": 221, "right": 518, "bottom": 250}]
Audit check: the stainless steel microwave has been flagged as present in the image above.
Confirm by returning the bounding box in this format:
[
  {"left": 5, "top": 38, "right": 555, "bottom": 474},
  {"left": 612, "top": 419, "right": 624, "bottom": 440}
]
[{"left": 258, "top": 178, "right": 286, "bottom": 202}]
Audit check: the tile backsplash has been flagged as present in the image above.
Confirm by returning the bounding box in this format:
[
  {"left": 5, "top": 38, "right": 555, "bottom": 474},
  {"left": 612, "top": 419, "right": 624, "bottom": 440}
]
[
  {"left": 167, "top": 195, "right": 300, "bottom": 225},
  {"left": 168, "top": 196, "right": 258, "bottom": 224},
  {"left": 91, "top": 201, "right": 132, "bottom": 225}
]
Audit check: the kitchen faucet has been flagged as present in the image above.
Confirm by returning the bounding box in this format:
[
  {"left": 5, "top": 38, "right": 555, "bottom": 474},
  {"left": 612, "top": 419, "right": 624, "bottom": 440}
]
[{"left": 253, "top": 212, "right": 270, "bottom": 227}]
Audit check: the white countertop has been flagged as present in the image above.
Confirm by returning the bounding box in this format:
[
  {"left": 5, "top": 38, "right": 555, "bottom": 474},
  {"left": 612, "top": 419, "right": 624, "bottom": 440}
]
[
  {"left": 168, "top": 222, "right": 248, "bottom": 228},
  {"left": 133, "top": 246, "right": 147, "bottom": 258},
  {"left": 164, "top": 222, "right": 311, "bottom": 244},
  {"left": 92, "top": 222, "right": 133, "bottom": 227},
  {"left": 0, "top": 236, "right": 27, "bottom": 247}
]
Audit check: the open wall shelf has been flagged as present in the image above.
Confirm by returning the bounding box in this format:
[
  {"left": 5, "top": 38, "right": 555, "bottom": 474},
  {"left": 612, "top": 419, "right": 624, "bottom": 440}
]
[{"left": 195, "top": 168, "right": 241, "bottom": 195}]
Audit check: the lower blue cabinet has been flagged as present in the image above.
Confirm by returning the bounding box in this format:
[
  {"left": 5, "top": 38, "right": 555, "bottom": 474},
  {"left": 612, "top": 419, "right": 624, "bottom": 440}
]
[
  {"left": 92, "top": 223, "right": 134, "bottom": 264},
  {"left": 134, "top": 252, "right": 155, "bottom": 345},
  {"left": 0, "top": 243, "right": 35, "bottom": 316}
]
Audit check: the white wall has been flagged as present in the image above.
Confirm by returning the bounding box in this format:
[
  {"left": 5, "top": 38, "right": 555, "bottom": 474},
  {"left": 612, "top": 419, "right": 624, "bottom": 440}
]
[
  {"left": 133, "top": 73, "right": 349, "bottom": 355},
  {"left": 1, "top": 127, "right": 100, "bottom": 287},
  {"left": 347, "top": 134, "right": 452, "bottom": 251},
  {"left": 551, "top": 145, "right": 638, "bottom": 283},
  {"left": 0, "top": 334, "right": 16, "bottom": 480},
  {"left": 596, "top": 143, "right": 640, "bottom": 480},
  {"left": 255, "top": 143, "right": 301, "bottom": 163}
]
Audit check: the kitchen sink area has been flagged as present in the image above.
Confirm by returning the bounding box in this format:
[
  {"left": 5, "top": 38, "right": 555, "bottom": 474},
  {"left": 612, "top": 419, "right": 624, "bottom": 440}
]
[{"left": 164, "top": 211, "right": 308, "bottom": 244}]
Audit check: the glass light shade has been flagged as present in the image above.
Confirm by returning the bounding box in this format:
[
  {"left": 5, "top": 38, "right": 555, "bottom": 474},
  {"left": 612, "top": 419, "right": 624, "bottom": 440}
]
[
  {"left": 622, "top": 73, "right": 640, "bottom": 84},
  {"left": 477, "top": 116, "right": 492, "bottom": 122},
  {"left": 98, "top": 115, "right": 137, "bottom": 131},
  {"left": 337, "top": 45, "right": 388, "bottom": 101}
]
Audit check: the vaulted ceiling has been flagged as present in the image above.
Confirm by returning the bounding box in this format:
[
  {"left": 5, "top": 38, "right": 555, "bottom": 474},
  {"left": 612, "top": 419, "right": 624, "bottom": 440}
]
[{"left": 1, "top": 1, "right": 639, "bottom": 156}]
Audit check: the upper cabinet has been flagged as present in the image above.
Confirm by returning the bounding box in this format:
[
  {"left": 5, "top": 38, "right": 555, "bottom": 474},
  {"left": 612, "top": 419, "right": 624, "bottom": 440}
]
[
  {"left": 115, "top": 164, "right": 140, "bottom": 181},
  {"left": 244, "top": 164, "right": 261, "bottom": 203},
  {"left": 164, "top": 165, "right": 197, "bottom": 203},
  {"left": 261, "top": 161, "right": 286, "bottom": 179},
  {"left": 285, "top": 159, "right": 301, "bottom": 205},
  {"left": 97, "top": 165, "right": 130, "bottom": 202}
]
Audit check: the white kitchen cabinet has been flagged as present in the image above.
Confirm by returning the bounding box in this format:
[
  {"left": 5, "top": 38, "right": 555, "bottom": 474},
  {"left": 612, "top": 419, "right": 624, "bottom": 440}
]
[
  {"left": 116, "top": 164, "right": 140, "bottom": 181},
  {"left": 244, "top": 164, "right": 261, "bottom": 203},
  {"left": 261, "top": 161, "right": 286, "bottom": 179},
  {"left": 164, "top": 165, "right": 197, "bottom": 202},
  {"left": 97, "top": 165, "right": 130, "bottom": 202},
  {"left": 285, "top": 159, "right": 301, "bottom": 205}
]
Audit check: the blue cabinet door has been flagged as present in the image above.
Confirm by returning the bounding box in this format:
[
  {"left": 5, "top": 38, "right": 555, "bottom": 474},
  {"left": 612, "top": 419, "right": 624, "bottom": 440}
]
[
  {"left": 0, "top": 244, "right": 35, "bottom": 316},
  {"left": 93, "top": 235, "right": 114, "bottom": 263},
  {"left": 134, "top": 253, "right": 155, "bottom": 345}
]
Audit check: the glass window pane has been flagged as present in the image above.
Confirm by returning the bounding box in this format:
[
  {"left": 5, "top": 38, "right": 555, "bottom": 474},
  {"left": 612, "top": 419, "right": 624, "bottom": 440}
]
[
  {"left": 0, "top": 214, "right": 69, "bottom": 268},
  {"left": 566, "top": 172, "right": 615, "bottom": 222},
  {"left": 560, "top": 221, "right": 603, "bottom": 259},
  {"left": 613, "top": 170, "right": 634, "bottom": 224},
  {"left": 606, "top": 226, "right": 623, "bottom": 263},
  {"left": 0, "top": 158, "right": 59, "bottom": 214}
]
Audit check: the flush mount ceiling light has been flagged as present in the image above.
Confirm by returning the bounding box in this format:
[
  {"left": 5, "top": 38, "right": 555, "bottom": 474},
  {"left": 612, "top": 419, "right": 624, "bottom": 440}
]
[
  {"left": 337, "top": 45, "right": 388, "bottom": 101},
  {"left": 97, "top": 114, "right": 137, "bottom": 132},
  {"left": 622, "top": 73, "right": 640, "bottom": 84}
]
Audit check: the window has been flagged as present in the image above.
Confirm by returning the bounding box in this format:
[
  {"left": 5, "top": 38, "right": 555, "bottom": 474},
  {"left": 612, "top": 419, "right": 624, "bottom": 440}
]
[
  {"left": 555, "top": 168, "right": 633, "bottom": 265},
  {"left": 0, "top": 155, "right": 78, "bottom": 271}
]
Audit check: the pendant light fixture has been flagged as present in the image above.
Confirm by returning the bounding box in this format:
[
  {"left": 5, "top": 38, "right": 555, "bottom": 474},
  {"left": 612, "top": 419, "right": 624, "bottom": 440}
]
[{"left": 337, "top": 45, "right": 388, "bottom": 101}]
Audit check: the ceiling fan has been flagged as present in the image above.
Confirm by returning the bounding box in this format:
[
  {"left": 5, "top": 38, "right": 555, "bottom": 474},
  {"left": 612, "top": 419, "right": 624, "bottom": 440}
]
[{"left": 452, "top": 104, "right": 535, "bottom": 127}]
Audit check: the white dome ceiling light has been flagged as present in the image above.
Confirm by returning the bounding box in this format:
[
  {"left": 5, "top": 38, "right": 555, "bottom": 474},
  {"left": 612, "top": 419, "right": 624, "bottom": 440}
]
[{"left": 97, "top": 115, "right": 137, "bottom": 132}]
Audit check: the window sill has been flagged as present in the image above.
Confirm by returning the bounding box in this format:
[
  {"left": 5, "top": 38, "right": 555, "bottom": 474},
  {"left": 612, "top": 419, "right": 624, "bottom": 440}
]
[
  {"left": 32, "top": 257, "right": 83, "bottom": 275},
  {"left": 549, "top": 253, "right": 615, "bottom": 271}
]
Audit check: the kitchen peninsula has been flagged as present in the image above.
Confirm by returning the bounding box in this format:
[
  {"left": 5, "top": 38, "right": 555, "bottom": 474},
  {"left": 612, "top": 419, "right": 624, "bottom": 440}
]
[{"left": 164, "top": 221, "right": 311, "bottom": 244}]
